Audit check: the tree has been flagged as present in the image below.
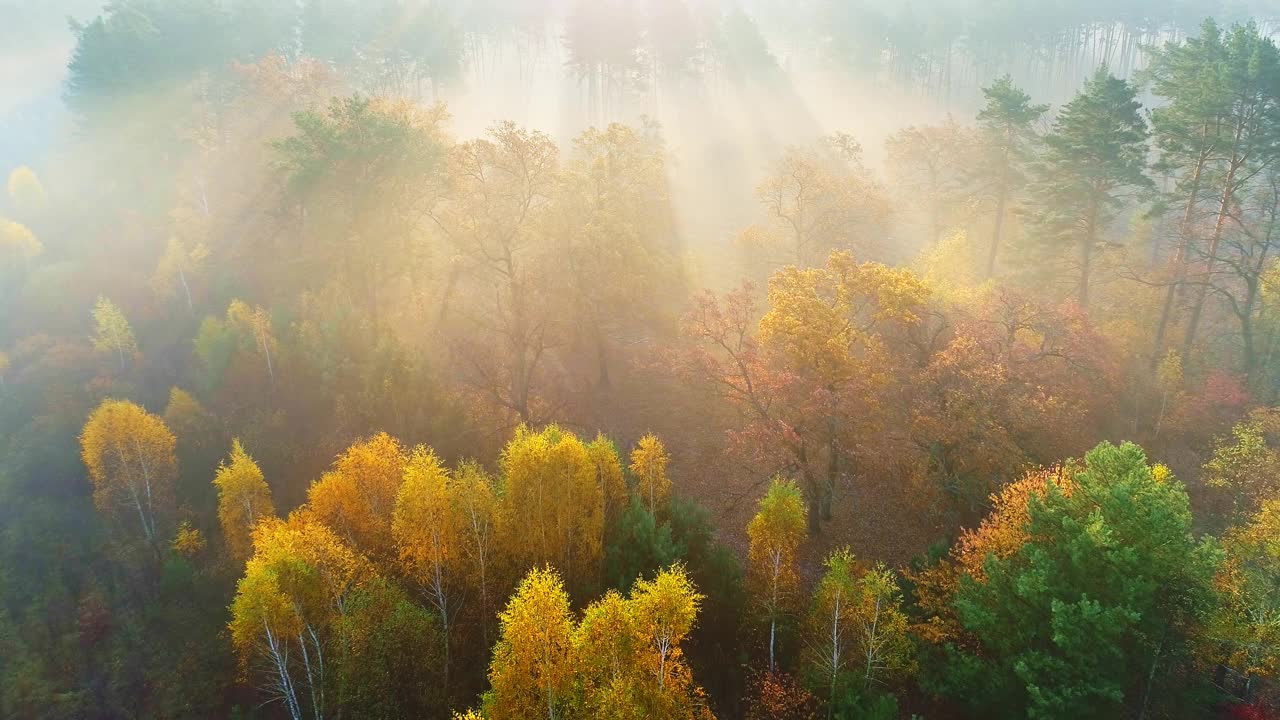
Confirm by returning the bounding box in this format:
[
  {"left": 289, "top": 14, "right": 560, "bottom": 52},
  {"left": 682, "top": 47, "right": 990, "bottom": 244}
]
[
  {"left": 1175, "top": 23, "right": 1280, "bottom": 362},
  {"left": 747, "top": 477, "right": 807, "bottom": 673},
  {"left": 500, "top": 425, "right": 603, "bottom": 598},
  {"left": 214, "top": 438, "right": 275, "bottom": 562},
  {"left": 630, "top": 563, "right": 703, "bottom": 697},
  {"left": 0, "top": 218, "right": 41, "bottom": 266},
  {"left": 588, "top": 434, "right": 628, "bottom": 534},
  {"left": 487, "top": 566, "right": 576, "bottom": 720},
  {"left": 803, "top": 548, "right": 913, "bottom": 717},
  {"left": 391, "top": 445, "right": 458, "bottom": 691},
  {"left": 452, "top": 460, "right": 499, "bottom": 647},
  {"left": 430, "top": 122, "right": 561, "bottom": 424},
  {"left": 273, "top": 95, "right": 448, "bottom": 338},
  {"left": 1021, "top": 68, "right": 1152, "bottom": 307},
  {"left": 7, "top": 166, "right": 47, "bottom": 214},
  {"left": 308, "top": 433, "right": 408, "bottom": 557},
  {"left": 884, "top": 119, "right": 976, "bottom": 245},
  {"left": 630, "top": 433, "right": 672, "bottom": 515},
  {"left": 226, "top": 300, "right": 277, "bottom": 386},
  {"left": 90, "top": 296, "right": 137, "bottom": 370},
  {"left": 152, "top": 236, "right": 209, "bottom": 313},
  {"left": 1203, "top": 408, "right": 1280, "bottom": 519},
  {"left": 741, "top": 136, "right": 890, "bottom": 268},
  {"left": 574, "top": 588, "right": 647, "bottom": 718},
  {"left": 1205, "top": 499, "right": 1280, "bottom": 693},
  {"left": 556, "top": 122, "right": 682, "bottom": 387},
  {"left": 80, "top": 399, "right": 177, "bottom": 551},
  {"left": 945, "top": 442, "right": 1219, "bottom": 719},
  {"left": 972, "top": 75, "right": 1048, "bottom": 278},
  {"left": 0, "top": 350, "right": 8, "bottom": 391},
  {"left": 230, "top": 514, "right": 374, "bottom": 720}
]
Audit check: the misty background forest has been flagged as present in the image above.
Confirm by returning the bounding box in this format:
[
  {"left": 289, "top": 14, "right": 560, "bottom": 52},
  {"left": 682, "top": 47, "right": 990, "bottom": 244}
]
[{"left": 3, "top": 1, "right": 1280, "bottom": 718}]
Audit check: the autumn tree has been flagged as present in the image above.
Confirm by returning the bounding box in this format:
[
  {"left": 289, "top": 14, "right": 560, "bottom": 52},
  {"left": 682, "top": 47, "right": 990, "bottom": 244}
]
[
  {"left": 630, "top": 433, "right": 672, "bottom": 515},
  {"left": 80, "top": 399, "right": 177, "bottom": 552},
  {"left": 741, "top": 135, "right": 890, "bottom": 268},
  {"left": 1203, "top": 408, "right": 1280, "bottom": 519},
  {"left": 430, "top": 122, "right": 561, "bottom": 424},
  {"left": 802, "top": 548, "right": 913, "bottom": 716},
  {"left": 392, "top": 445, "right": 458, "bottom": 690},
  {"left": 588, "top": 434, "right": 629, "bottom": 533},
  {"left": 7, "top": 166, "right": 47, "bottom": 214},
  {"left": 971, "top": 75, "right": 1048, "bottom": 278},
  {"left": 308, "top": 432, "right": 408, "bottom": 557},
  {"left": 500, "top": 425, "right": 603, "bottom": 598},
  {"left": 1021, "top": 68, "right": 1152, "bottom": 307},
  {"left": 214, "top": 438, "right": 275, "bottom": 562},
  {"left": 452, "top": 460, "right": 500, "bottom": 647},
  {"left": 230, "top": 513, "right": 374, "bottom": 720},
  {"left": 884, "top": 118, "right": 976, "bottom": 245},
  {"left": 487, "top": 566, "right": 576, "bottom": 720},
  {"left": 747, "top": 477, "right": 807, "bottom": 673},
  {"left": 152, "top": 236, "right": 208, "bottom": 313},
  {"left": 1205, "top": 499, "right": 1280, "bottom": 692},
  {"left": 90, "top": 296, "right": 137, "bottom": 370},
  {"left": 226, "top": 300, "right": 277, "bottom": 386}
]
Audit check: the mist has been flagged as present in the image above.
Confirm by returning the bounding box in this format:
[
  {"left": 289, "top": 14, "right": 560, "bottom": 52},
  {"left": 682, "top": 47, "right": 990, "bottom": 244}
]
[{"left": 3, "top": 1, "right": 1280, "bottom": 718}]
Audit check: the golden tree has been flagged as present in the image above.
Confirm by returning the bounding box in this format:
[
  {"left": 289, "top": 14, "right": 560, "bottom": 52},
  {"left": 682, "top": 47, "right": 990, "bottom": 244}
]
[
  {"left": 392, "top": 445, "right": 458, "bottom": 686},
  {"left": 487, "top": 566, "right": 576, "bottom": 720},
  {"left": 90, "top": 296, "right": 137, "bottom": 370},
  {"left": 80, "top": 399, "right": 177, "bottom": 550},
  {"left": 213, "top": 439, "right": 275, "bottom": 562},
  {"left": 630, "top": 433, "right": 672, "bottom": 516},
  {"left": 747, "top": 477, "right": 808, "bottom": 672},
  {"left": 452, "top": 460, "right": 500, "bottom": 646},
  {"left": 308, "top": 432, "right": 407, "bottom": 556},
  {"left": 500, "top": 425, "right": 603, "bottom": 597}
]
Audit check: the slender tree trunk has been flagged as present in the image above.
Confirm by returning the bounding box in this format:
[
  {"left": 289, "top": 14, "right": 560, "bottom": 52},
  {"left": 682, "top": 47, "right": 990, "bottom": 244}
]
[
  {"left": 986, "top": 183, "right": 1008, "bottom": 280},
  {"left": 1151, "top": 148, "right": 1208, "bottom": 368},
  {"left": 1183, "top": 136, "right": 1245, "bottom": 363}
]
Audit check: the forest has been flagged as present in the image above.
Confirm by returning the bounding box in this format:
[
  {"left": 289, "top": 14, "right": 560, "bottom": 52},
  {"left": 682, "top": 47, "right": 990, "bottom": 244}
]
[{"left": 2, "top": 1, "right": 1280, "bottom": 718}]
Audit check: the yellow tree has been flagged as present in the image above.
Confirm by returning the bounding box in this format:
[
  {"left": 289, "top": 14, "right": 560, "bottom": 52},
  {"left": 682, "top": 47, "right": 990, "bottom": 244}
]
[
  {"left": 630, "top": 434, "right": 672, "bottom": 516},
  {"left": 0, "top": 218, "right": 41, "bottom": 265},
  {"left": 575, "top": 589, "right": 646, "bottom": 719},
  {"left": 308, "top": 432, "right": 408, "bottom": 557},
  {"left": 152, "top": 236, "right": 209, "bottom": 313},
  {"left": 500, "top": 425, "right": 603, "bottom": 597},
  {"left": 227, "top": 299, "right": 277, "bottom": 385},
  {"left": 7, "top": 166, "right": 47, "bottom": 214},
  {"left": 0, "top": 350, "right": 8, "bottom": 391},
  {"left": 847, "top": 564, "right": 914, "bottom": 688},
  {"left": 488, "top": 566, "right": 577, "bottom": 720},
  {"left": 392, "top": 446, "right": 458, "bottom": 688},
  {"left": 588, "top": 434, "right": 628, "bottom": 532},
  {"left": 1205, "top": 498, "right": 1280, "bottom": 684},
  {"left": 629, "top": 563, "right": 705, "bottom": 712},
  {"left": 1204, "top": 408, "right": 1280, "bottom": 518},
  {"left": 452, "top": 460, "right": 500, "bottom": 646},
  {"left": 230, "top": 513, "right": 373, "bottom": 720},
  {"left": 213, "top": 438, "right": 275, "bottom": 562},
  {"left": 757, "top": 251, "right": 929, "bottom": 529},
  {"left": 740, "top": 135, "right": 889, "bottom": 268},
  {"left": 80, "top": 399, "right": 176, "bottom": 551},
  {"left": 90, "top": 295, "right": 137, "bottom": 370},
  {"left": 747, "top": 477, "right": 807, "bottom": 672}
]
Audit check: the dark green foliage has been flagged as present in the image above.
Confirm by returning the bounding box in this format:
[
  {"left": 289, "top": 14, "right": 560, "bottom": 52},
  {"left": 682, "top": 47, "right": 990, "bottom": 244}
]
[
  {"left": 334, "top": 578, "right": 444, "bottom": 719},
  {"left": 604, "top": 495, "right": 681, "bottom": 591},
  {"left": 1021, "top": 68, "right": 1153, "bottom": 306},
  {"left": 943, "top": 442, "right": 1220, "bottom": 719}
]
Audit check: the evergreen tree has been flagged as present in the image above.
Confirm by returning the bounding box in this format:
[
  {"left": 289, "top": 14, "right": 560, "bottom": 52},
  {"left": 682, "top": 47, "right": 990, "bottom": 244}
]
[{"left": 1021, "top": 68, "right": 1152, "bottom": 307}]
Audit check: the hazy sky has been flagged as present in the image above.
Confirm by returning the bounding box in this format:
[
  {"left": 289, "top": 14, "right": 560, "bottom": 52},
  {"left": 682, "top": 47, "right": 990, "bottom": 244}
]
[{"left": 0, "top": 1, "right": 102, "bottom": 170}]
